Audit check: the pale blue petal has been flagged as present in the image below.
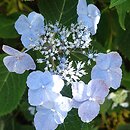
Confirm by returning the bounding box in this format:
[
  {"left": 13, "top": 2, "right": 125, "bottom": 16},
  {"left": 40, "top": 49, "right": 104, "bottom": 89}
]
[
  {"left": 87, "top": 79, "right": 109, "bottom": 104},
  {"left": 21, "top": 32, "right": 39, "bottom": 48},
  {"left": 96, "top": 53, "right": 110, "bottom": 70},
  {"left": 3, "top": 52, "right": 36, "bottom": 74},
  {"left": 71, "top": 81, "right": 89, "bottom": 102},
  {"left": 26, "top": 71, "right": 45, "bottom": 90},
  {"left": 28, "top": 88, "right": 44, "bottom": 106},
  {"left": 34, "top": 110, "right": 58, "bottom": 130},
  {"left": 13, "top": 53, "right": 36, "bottom": 74},
  {"left": 51, "top": 75, "right": 64, "bottom": 93},
  {"left": 54, "top": 108, "right": 67, "bottom": 124},
  {"left": 78, "top": 15, "right": 93, "bottom": 29},
  {"left": 42, "top": 71, "right": 53, "bottom": 88},
  {"left": 91, "top": 66, "right": 110, "bottom": 87},
  {"left": 109, "top": 52, "right": 122, "bottom": 68},
  {"left": 51, "top": 108, "right": 67, "bottom": 125},
  {"left": 109, "top": 68, "right": 122, "bottom": 89},
  {"left": 90, "top": 16, "right": 100, "bottom": 35},
  {"left": 87, "top": 4, "right": 100, "bottom": 17},
  {"left": 28, "top": 11, "right": 45, "bottom": 35},
  {"left": 91, "top": 66, "right": 122, "bottom": 89},
  {"left": 78, "top": 100, "right": 100, "bottom": 123},
  {"left": 2, "top": 45, "right": 20, "bottom": 56},
  {"left": 3, "top": 56, "right": 17, "bottom": 72},
  {"left": 77, "top": 0, "right": 88, "bottom": 15},
  {"left": 15, "top": 15, "right": 30, "bottom": 35},
  {"left": 41, "top": 90, "right": 59, "bottom": 109},
  {"left": 29, "top": 89, "right": 57, "bottom": 106},
  {"left": 55, "top": 96, "right": 72, "bottom": 111},
  {"left": 87, "top": 4, "right": 100, "bottom": 35}
]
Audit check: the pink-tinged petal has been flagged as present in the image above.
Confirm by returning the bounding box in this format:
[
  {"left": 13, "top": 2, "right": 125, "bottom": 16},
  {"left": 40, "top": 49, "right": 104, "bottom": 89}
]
[
  {"left": 2, "top": 45, "right": 21, "bottom": 56},
  {"left": 91, "top": 66, "right": 122, "bottom": 90},
  {"left": 15, "top": 15, "right": 30, "bottom": 35},
  {"left": 91, "top": 65, "right": 110, "bottom": 87},
  {"left": 109, "top": 68, "right": 122, "bottom": 89},
  {"left": 51, "top": 75, "right": 64, "bottom": 93},
  {"left": 3, "top": 56, "right": 17, "bottom": 72},
  {"left": 34, "top": 110, "right": 58, "bottom": 130},
  {"left": 96, "top": 53, "right": 110, "bottom": 70},
  {"left": 109, "top": 52, "right": 122, "bottom": 68},
  {"left": 21, "top": 53, "right": 36, "bottom": 70},
  {"left": 13, "top": 53, "right": 36, "bottom": 74},
  {"left": 71, "top": 81, "right": 89, "bottom": 102},
  {"left": 87, "top": 79, "right": 109, "bottom": 104},
  {"left": 78, "top": 100, "right": 100, "bottom": 123},
  {"left": 77, "top": 0, "right": 88, "bottom": 15}
]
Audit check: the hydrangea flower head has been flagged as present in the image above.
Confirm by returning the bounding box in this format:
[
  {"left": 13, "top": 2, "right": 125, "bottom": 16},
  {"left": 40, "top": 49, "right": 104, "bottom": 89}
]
[
  {"left": 15, "top": 11, "right": 44, "bottom": 48},
  {"left": 34, "top": 94, "right": 72, "bottom": 130},
  {"left": 26, "top": 71, "right": 64, "bottom": 106},
  {"left": 71, "top": 79, "right": 109, "bottom": 122},
  {"left": 2, "top": 45, "right": 36, "bottom": 74},
  {"left": 77, "top": 0, "right": 100, "bottom": 35},
  {"left": 91, "top": 52, "right": 122, "bottom": 89}
]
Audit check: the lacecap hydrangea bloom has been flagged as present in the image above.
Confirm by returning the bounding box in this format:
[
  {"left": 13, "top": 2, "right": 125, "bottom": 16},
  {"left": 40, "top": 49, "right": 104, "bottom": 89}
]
[{"left": 2, "top": 0, "right": 123, "bottom": 130}]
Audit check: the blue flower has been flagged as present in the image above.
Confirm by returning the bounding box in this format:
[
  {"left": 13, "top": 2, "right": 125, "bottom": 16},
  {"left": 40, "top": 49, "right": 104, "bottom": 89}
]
[
  {"left": 15, "top": 12, "right": 45, "bottom": 48},
  {"left": 91, "top": 52, "right": 122, "bottom": 89},
  {"left": 77, "top": 0, "right": 100, "bottom": 35},
  {"left": 26, "top": 71, "right": 64, "bottom": 106},
  {"left": 34, "top": 94, "right": 72, "bottom": 130},
  {"left": 2, "top": 45, "right": 36, "bottom": 74},
  {"left": 71, "top": 79, "right": 109, "bottom": 122}
]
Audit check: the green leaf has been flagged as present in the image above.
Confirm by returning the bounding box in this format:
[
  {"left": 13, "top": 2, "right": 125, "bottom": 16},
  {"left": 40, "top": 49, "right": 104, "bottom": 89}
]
[
  {"left": 115, "top": 14, "right": 130, "bottom": 60},
  {"left": 122, "top": 71, "right": 130, "bottom": 89},
  {"left": 81, "top": 123, "right": 97, "bottom": 130},
  {"left": 110, "top": 0, "right": 126, "bottom": 8},
  {"left": 38, "top": 0, "right": 78, "bottom": 25},
  {"left": 0, "top": 54, "right": 28, "bottom": 116},
  {"left": 116, "top": 0, "right": 130, "bottom": 30},
  {"left": 116, "top": 124, "right": 130, "bottom": 130},
  {"left": 100, "top": 99, "right": 112, "bottom": 114},
  {"left": 0, "top": 14, "right": 19, "bottom": 38},
  {"left": 57, "top": 109, "right": 82, "bottom": 130}
]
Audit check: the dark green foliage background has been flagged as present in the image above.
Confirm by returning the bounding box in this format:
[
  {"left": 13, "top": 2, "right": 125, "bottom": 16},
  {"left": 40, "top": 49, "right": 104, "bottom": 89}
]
[{"left": 0, "top": 0, "right": 130, "bottom": 130}]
